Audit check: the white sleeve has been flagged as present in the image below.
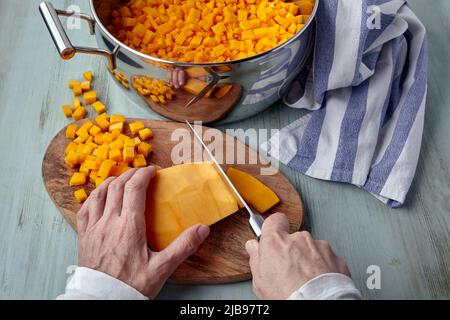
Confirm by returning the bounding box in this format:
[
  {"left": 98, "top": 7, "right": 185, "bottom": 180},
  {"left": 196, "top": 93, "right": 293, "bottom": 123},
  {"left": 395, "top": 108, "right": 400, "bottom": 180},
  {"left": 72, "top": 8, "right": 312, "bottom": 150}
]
[
  {"left": 56, "top": 267, "right": 148, "bottom": 300},
  {"left": 287, "top": 273, "right": 362, "bottom": 300}
]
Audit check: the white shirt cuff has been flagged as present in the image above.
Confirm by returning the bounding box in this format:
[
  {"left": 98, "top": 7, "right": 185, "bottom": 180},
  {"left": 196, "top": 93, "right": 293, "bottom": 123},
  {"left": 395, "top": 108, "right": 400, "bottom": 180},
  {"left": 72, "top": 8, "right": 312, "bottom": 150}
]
[
  {"left": 56, "top": 267, "right": 148, "bottom": 300},
  {"left": 287, "top": 273, "right": 362, "bottom": 300}
]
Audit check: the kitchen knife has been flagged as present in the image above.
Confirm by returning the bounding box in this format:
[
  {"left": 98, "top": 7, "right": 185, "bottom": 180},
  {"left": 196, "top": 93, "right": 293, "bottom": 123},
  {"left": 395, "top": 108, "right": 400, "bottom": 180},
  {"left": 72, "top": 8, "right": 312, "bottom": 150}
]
[{"left": 185, "top": 121, "right": 265, "bottom": 239}]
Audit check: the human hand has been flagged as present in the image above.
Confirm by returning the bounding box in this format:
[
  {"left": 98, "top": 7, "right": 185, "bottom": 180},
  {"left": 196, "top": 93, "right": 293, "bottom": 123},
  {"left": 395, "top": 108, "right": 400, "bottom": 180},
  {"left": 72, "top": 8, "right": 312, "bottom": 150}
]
[
  {"left": 166, "top": 67, "right": 186, "bottom": 89},
  {"left": 246, "top": 213, "right": 351, "bottom": 300},
  {"left": 76, "top": 166, "right": 210, "bottom": 298}
]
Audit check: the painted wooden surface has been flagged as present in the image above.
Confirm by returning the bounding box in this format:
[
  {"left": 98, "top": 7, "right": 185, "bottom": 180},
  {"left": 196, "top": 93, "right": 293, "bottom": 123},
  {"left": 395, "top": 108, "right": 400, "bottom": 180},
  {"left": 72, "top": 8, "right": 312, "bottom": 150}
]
[
  {"left": 0, "top": 0, "right": 448, "bottom": 299},
  {"left": 42, "top": 119, "right": 303, "bottom": 284}
]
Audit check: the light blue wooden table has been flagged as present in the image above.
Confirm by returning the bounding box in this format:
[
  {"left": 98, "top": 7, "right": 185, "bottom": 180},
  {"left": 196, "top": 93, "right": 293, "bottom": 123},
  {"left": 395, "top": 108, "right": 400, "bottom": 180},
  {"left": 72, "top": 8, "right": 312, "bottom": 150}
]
[{"left": 0, "top": 0, "right": 448, "bottom": 299}]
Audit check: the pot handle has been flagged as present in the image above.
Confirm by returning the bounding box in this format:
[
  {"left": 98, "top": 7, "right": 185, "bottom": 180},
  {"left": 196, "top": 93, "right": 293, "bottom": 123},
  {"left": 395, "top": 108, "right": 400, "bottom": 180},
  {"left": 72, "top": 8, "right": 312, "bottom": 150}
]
[{"left": 39, "top": 1, "right": 118, "bottom": 70}]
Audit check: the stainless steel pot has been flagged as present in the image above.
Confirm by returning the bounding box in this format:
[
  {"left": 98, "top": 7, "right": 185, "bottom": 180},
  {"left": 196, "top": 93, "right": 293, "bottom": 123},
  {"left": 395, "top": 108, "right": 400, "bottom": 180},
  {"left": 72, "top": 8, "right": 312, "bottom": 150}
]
[{"left": 40, "top": 0, "right": 318, "bottom": 124}]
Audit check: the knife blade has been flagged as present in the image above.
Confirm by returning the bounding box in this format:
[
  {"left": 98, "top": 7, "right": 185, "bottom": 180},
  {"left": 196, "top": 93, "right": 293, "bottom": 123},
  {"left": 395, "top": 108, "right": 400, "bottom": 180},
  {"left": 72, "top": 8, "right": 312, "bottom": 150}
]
[{"left": 185, "top": 121, "right": 265, "bottom": 238}]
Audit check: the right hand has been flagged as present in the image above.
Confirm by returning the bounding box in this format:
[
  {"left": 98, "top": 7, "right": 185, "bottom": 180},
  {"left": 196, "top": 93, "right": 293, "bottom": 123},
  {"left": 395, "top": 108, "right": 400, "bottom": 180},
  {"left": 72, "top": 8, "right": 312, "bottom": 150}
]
[{"left": 246, "top": 213, "right": 351, "bottom": 300}]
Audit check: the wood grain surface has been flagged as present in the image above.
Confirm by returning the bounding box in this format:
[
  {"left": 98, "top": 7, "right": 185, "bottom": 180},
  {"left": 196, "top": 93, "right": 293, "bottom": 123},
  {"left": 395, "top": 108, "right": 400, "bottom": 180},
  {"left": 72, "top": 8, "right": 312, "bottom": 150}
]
[
  {"left": 42, "top": 119, "right": 303, "bottom": 284},
  {"left": 0, "top": 0, "right": 449, "bottom": 299}
]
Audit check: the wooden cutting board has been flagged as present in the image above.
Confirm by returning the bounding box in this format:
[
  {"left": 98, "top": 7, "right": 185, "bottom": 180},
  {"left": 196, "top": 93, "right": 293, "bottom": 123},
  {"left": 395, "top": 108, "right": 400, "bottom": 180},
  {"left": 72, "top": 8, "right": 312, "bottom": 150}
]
[{"left": 42, "top": 119, "right": 304, "bottom": 284}]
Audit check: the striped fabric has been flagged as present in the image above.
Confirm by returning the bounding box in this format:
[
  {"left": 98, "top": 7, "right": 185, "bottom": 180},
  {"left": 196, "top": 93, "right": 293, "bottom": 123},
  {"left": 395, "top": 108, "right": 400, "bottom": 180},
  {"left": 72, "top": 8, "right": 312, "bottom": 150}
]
[{"left": 261, "top": 0, "right": 428, "bottom": 207}]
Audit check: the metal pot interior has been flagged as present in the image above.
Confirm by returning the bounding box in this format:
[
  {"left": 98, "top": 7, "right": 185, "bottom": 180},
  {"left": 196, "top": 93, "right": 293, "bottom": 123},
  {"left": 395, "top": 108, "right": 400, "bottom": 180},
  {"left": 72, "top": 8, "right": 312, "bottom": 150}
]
[{"left": 89, "top": 0, "right": 316, "bottom": 124}]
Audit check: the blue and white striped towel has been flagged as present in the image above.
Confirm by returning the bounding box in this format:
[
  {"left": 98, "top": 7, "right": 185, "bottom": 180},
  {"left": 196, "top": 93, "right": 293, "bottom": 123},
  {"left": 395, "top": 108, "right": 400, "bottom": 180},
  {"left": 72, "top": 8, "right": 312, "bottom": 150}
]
[{"left": 261, "top": 0, "right": 428, "bottom": 207}]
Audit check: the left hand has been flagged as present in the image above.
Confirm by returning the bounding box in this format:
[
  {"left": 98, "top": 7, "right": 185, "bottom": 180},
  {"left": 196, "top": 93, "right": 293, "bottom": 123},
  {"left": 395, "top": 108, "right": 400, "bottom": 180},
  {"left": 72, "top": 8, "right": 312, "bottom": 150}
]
[{"left": 76, "top": 166, "right": 210, "bottom": 298}]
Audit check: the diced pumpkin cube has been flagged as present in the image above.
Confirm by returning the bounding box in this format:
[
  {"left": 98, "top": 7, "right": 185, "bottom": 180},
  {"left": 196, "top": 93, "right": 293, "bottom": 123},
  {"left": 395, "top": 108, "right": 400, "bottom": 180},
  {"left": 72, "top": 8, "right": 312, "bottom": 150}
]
[
  {"left": 76, "top": 127, "right": 90, "bottom": 139},
  {"left": 137, "top": 142, "right": 152, "bottom": 157},
  {"left": 110, "top": 114, "right": 125, "bottom": 124},
  {"left": 73, "top": 84, "right": 83, "bottom": 96},
  {"left": 109, "top": 148, "right": 122, "bottom": 162},
  {"left": 70, "top": 172, "right": 87, "bottom": 186},
  {"left": 82, "top": 144, "right": 95, "bottom": 155},
  {"left": 80, "top": 120, "right": 93, "bottom": 131},
  {"left": 79, "top": 163, "right": 90, "bottom": 175},
  {"left": 85, "top": 154, "right": 96, "bottom": 162},
  {"left": 109, "top": 122, "right": 124, "bottom": 133},
  {"left": 124, "top": 137, "right": 135, "bottom": 148},
  {"left": 83, "top": 71, "right": 93, "bottom": 82},
  {"left": 129, "top": 121, "right": 145, "bottom": 135},
  {"left": 65, "top": 141, "right": 77, "bottom": 155},
  {"left": 94, "top": 133, "right": 103, "bottom": 145},
  {"left": 84, "top": 90, "right": 97, "bottom": 104},
  {"left": 89, "top": 170, "right": 98, "bottom": 183},
  {"left": 62, "top": 105, "right": 72, "bottom": 118},
  {"left": 133, "top": 154, "right": 147, "bottom": 168},
  {"left": 110, "top": 163, "right": 130, "bottom": 176},
  {"left": 110, "top": 138, "right": 124, "bottom": 150},
  {"left": 95, "top": 177, "right": 105, "bottom": 188},
  {"left": 74, "top": 189, "right": 88, "bottom": 203},
  {"left": 97, "top": 144, "right": 109, "bottom": 161},
  {"left": 72, "top": 107, "right": 87, "bottom": 121},
  {"left": 133, "top": 137, "right": 142, "bottom": 146},
  {"left": 102, "top": 133, "right": 113, "bottom": 143},
  {"left": 73, "top": 98, "right": 82, "bottom": 109},
  {"left": 95, "top": 114, "right": 110, "bottom": 131},
  {"left": 138, "top": 128, "right": 153, "bottom": 140},
  {"left": 92, "top": 101, "right": 106, "bottom": 115},
  {"left": 68, "top": 80, "right": 81, "bottom": 89},
  {"left": 123, "top": 146, "right": 135, "bottom": 162},
  {"left": 85, "top": 160, "right": 101, "bottom": 170},
  {"left": 66, "top": 124, "right": 78, "bottom": 139},
  {"left": 98, "top": 159, "right": 116, "bottom": 179},
  {"left": 89, "top": 125, "right": 102, "bottom": 137},
  {"left": 81, "top": 81, "right": 91, "bottom": 92}
]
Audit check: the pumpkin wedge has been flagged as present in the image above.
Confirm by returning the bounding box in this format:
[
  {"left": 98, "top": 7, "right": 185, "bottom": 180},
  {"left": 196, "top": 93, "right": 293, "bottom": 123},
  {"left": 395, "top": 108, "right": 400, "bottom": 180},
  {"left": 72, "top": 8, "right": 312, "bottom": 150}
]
[
  {"left": 226, "top": 167, "right": 280, "bottom": 213},
  {"left": 146, "top": 162, "right": 239, "bottom": 251}
]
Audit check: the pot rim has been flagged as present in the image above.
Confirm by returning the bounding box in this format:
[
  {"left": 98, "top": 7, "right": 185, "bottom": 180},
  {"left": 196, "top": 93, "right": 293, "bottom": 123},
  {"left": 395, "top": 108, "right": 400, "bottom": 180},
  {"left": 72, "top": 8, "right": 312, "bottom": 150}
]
[{"left": 89, "top": 0, "right": 319, "bottom": 67}]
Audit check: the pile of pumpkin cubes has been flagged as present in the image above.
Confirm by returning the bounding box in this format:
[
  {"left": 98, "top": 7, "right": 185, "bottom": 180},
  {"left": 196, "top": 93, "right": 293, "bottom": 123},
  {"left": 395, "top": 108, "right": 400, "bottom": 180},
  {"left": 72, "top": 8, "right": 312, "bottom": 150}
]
[
  {"left": 61, "top": 72, "right": 153, "bottom": 203},
  {"left": 107, "top": 0, "right": 315, "bottom": 63},
  {"left": 133, "top": 75, "right": 175, "bottom": 104}
]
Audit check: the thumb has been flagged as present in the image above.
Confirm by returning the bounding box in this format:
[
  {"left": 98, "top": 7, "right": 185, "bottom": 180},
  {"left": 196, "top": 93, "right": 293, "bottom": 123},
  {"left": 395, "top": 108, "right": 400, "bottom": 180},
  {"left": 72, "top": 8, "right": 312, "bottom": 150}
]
[{"left": 158, "top": 224, "right": 210, "bottom": 272}]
